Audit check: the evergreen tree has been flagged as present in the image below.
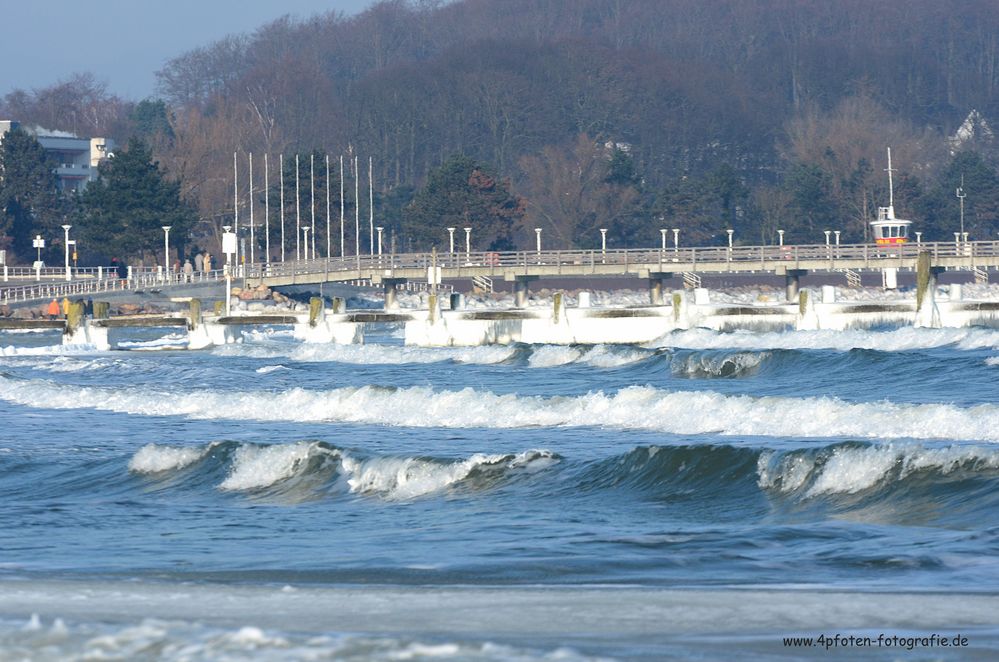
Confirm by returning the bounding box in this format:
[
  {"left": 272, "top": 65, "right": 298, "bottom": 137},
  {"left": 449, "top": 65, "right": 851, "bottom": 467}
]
[
  {"left": 81, "top": 137, "right": 196, "bottom": 262},
  {"left": 918, "top": 151, "right": 999, "bottom": 241},
  {"left": 402, "top": 155, "right": 524, "bottom": 251},
  {"left": 0, "top": 127, "right": 64, "bottom": 261}
]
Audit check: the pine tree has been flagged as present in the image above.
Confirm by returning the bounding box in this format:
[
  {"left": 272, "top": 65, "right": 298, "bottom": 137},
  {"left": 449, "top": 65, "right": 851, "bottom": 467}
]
[
  {"left": 81, "top": 137, "right": 196, "bottom": 262},
  {"left": 0, "top": 127, "right": 64, "bottom": 261},
  {"left": 402, "top": 155, "right": 524, "bottom": 251}
]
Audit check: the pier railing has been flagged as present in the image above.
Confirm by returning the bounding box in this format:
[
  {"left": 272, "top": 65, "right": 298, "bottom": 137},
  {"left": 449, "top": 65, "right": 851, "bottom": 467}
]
[
  {"left": 1, "top": 269, "right": 225, "bottom": 306},
  {"left": 243, "top": 239, "right": 999, "bottom": 281},
  {"left": 5, "top": 239, "right": 997, "bottom": 305}
]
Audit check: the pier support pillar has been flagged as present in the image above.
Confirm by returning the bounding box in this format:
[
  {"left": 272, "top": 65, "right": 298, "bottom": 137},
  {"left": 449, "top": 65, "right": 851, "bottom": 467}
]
[
  {"left": 648, "top": 272, "right": 672, "bottom": 306},
  {"left": 382, "top": 278, "right": 407, "bottom": 311},
  {"left": 915, "top": 252, "right": 945, "bottom": 328},
  {"left": 513, "top": 276, "right": 539, "bottom": 308},
  {"left": 785, "top": 270, "right": 806, "bottom": 302}
]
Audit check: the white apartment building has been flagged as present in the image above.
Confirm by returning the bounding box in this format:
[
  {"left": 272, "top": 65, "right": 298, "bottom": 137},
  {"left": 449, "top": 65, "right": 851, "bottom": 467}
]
[{"left": 0, "top": 120, "right": 114, "bottom": 192}]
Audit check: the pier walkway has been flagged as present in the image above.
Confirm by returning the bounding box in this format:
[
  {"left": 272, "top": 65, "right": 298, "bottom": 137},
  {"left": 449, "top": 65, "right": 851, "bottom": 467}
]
[{"left": 4, "top": 241, "right": 998, "bottom": 305}]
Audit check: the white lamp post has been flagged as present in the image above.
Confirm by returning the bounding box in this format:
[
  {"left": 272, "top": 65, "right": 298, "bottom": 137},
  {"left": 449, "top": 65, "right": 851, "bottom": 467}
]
[
  {"left": 162, "top": 225, "right": 172, "bottom": 280},
  {"left": 376, "top": 226, "right": 384, "bottom": 256},
  {"left": 954, "top": 232, "right": 961, "bottom": 250},
  {"left": 464, "top": 226, "right": 471, "bottom": 262},
  {"left": 302, "top": 226, "right": 311, "bottom": 261},
  {"left": 600, "top": 228, "right": 608, "bottom": 263},
  {"left": 824, "top": 230, "right": 831, "bottom": 246},
  {"left": 672, "top": 228, "right": 679, "bottom": 254},
  {"left": 915, "top": 231, "right": 922, "bottom": 245},
  {"left": 222, "top": 225, "right": 236, "bottom": 314},
  {"left": 61, "top": 224, "right": 72, "bottom": 281},
  {"left": 778, "top": 229, "right": 784, "bottom": 247},
  {"left": 727, "top": 229, "right": 734, "bottom": 248},
  {"left": 447, "top": 227, "right": 456, "bottom": 254},
  {"left": 535, "top": 227, "right": 542, "bottom": 254},
  {"left": 834, "top": 230, "right": 841, "bottom": 256},
  {"left": 660, "top": 228, "right": 667, "bottom": 251}
]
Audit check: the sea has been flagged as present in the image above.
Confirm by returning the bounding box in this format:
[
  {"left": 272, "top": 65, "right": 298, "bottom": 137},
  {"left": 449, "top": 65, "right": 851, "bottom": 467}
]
[{"left": 2, "top": 291, "right": 999, "bottom": 660}]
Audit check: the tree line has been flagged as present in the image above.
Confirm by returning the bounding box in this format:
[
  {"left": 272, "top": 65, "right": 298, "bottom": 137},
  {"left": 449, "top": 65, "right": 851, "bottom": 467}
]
[{"left": 4, "top": 0, "right": 999, "bottom": 263}]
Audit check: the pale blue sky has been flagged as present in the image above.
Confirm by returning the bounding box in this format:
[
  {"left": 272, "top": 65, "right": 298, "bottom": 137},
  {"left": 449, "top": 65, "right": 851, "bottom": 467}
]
[{"left": 1, "top": 0, "right": 374, "bottom": 99}]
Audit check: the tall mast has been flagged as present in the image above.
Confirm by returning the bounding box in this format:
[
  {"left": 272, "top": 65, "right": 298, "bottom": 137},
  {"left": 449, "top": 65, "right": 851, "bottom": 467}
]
[
  {"left": 249, "top": 152, "right": 254, "bottom": 264},
  {"left": 340, "top": 154, "right": 345, "bottom": 258},
  {"left": 310, "top": 153, "right": 316, "bottom": 261},
  {"left": 325, "top": 154, "right": 331, "bottom": 259},
  {"left": 264, "top": 153, "right": 270, "bottom": 264},
  {"left": 354, "top": 155, "right": 360, "bottom": 258},
  {"left": 233, "top": 151, "right": 238, "bottom": 265},
  {"left": 295, "top": 154, "right": 301, "bottom": 261},
  {"left": 279, "top": 154, "right": 285, "bottom": 263},
  {"left": 885, "top": 146, "right": 895, "bottom": 212}
]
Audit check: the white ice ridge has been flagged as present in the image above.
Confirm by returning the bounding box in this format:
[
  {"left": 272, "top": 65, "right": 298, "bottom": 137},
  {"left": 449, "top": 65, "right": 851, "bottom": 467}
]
[
  {"left": 6, "top": 377, "right": 999, "bottom": 442},
  {"left": 758, "top": 443, "right": 999, "bottom": 496},
  {"left": 652, "top": 326, "right": 999, "bottom": 352}
]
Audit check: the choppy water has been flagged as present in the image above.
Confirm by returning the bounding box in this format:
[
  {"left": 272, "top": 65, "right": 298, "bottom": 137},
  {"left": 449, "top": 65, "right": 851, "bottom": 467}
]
[{"left": 3, "top": 320, "right": 999, "bottom": 659}]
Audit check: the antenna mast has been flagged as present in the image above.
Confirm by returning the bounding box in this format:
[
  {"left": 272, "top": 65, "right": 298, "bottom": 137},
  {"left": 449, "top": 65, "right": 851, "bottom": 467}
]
[{"left": 885, "top": 147, "right": 895, "bottom": 212}]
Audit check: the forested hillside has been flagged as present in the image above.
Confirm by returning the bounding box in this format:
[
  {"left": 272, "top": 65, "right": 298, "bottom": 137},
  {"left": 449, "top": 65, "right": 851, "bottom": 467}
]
[{"left": 4, "top": 0, "right": 999, "bottom": 261}]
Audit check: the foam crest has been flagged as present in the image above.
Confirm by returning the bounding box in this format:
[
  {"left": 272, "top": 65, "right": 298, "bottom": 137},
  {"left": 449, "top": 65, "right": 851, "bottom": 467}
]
[
  {"left": 986, "top": 356, "right": 999, "bottom": 366},
  {"left": 758, "top": 444, "right": 999, "bottom": 497},
  {"left": 117, "top": 334, "right": 189, "bottom": 351},
  {"left": 579, "top": 345, "right": 650, "bottom": 368},
  {"left": 129, "top": 443, "right": 209, "bottom": 474},
  {"left": 220, "top": 441, "right": 333, "bottom": 491},
  {"left": 1, "top": 344, "right": 95, "bottom": 357},
  {"left": 527, "top": 346, "right": 583, "bottom": 367},
  {"left": 340, "top": 449, "right": 557, "bottom": 500},
  {"left": 217, "top": 342, "right": 516, "bottom": 366},
  {"left": 256, "top": 365, "right": 289, "bottom": 374},
  {"left": 671, "top": 351, "right": 767, "bottom": 377},
  {"left": 656, "top": 326, "right": 999, "bottom": 352},
  {"left": 4, "top": 377, "right": 999, "bottom": 442}
]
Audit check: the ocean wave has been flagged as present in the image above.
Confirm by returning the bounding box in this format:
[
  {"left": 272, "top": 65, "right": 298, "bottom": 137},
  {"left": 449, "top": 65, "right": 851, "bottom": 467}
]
[
  {"left": 341, "top": 449, "right": 557, "bottom": 500},
  {"left": 757, "top": 443, "right": 999, "bottom": 497},
  {"left": 670, "top": 351, "right": 768, "bottom": 378},
  {"left": 128, "top": 443, "right": 211, "bottom": 474},
  {"left": 129, "top": 441, "right": 558, "bottom": 500},
  {"left": 4, "top": 378, "right": 999, "bottom": 442},
  {"left": 215, "top": 342, "right": 517, "bottom": 366},
  {"left": 654, "top": 326, "right": 999, "bottom": 352},
  {"left": 0, "top": 344, "right": 95, "bottom": 357}
]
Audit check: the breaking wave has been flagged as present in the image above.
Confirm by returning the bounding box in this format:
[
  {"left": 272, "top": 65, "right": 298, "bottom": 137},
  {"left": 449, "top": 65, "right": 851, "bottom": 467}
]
[
  {"left": 670, "top": 350, "right": 768, "bottom": 378},
  {"left": 128, "top": 441, "right": 558, "bottom": 500},
  {"left": 654, "top": 326, "right": 999, "bottom": 352},
  {"left": 3, "top": 377, "right": 999, "bottom": 442}
]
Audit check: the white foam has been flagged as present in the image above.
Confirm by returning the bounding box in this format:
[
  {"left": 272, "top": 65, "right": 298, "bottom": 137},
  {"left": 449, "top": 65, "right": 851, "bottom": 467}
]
[
  {"left": 3, "top": 377, "right": 998, "bottom": 443},
  {"left": 0, "top": 344, "right": 94, "bottom": 357},
  {"left": 220, "top": 442, "right": 334, "bottom": 491},
  {"left": 527, "top": 346, "right": 583, "bottom": 367},
  {"left": 985, "top": 356, "right": 999, "bottom": 366},
  {"left": 758, "top": 444, "right": 999, "bottom": 496},
  {"left": 579, "top": 345, "right": 650, "bottom": 368},
  {"left": 654, "top": 326, "right": 999, "bottom": 352},
  {"left": 117, "top": 333, "right": 189, "bottom": 351},
  {"left": 216, "top": 342, "right": 516, "bottom": 366},
  {"left": 340, "top": 450, "right": 555, "bottom": 500},
  {"left": 671, "top": 351, "right": 767, "bottom": 377},
  {"left": 255, "top": 364, "right": 289, "bottom": 374},
  {"left": 128, "top": 443, "right": 208, "bottom": 474}
]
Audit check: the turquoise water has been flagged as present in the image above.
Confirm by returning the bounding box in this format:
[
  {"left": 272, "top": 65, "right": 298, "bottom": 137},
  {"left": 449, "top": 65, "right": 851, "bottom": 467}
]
[{"left": 2, "top": 322, "right": 999, "bottom": 659}]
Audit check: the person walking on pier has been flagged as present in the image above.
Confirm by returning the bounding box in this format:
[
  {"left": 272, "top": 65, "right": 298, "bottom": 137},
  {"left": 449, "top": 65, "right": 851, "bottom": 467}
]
[
  {"left": 46, "top": 298, "right": 60, "bottom": 320},
  {"left": 183, "top": 259, "right": 194, "bottom": 282},
  {"left": 204, "top": 253, "right": 212, "bottom": 272},
  {"left": 194, "top": 252, "right": 204, "bottom": 272}
]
